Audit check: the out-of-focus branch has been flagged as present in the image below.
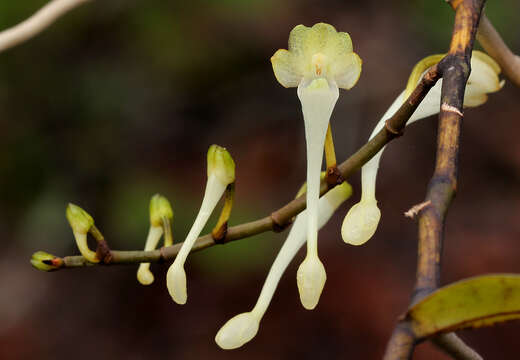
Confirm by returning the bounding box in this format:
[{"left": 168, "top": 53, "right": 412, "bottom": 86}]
[
  {"left": 432, "top": 334, "right": 483, "bottom": 360},
  {"left": 39, "top": 64, "right": 441, "bottom": 270},
  {"left": 383, "top": 0, "right": 486, "bottom": 359},
  {"left": 476, "top": 14, "right": 520, "bottom": 88},
  {"left": 0, "top": 0, "right": 91, "bottom": 54}
]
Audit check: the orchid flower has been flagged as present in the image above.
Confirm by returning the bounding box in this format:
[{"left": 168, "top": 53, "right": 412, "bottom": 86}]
[
  {"left": 342, "top": 50, "right": 504, "bottom": 246},
  {"left": 215, "top": 180, "right": 352, "bottom": 350},
  {"left": 271, "top": 23, "right": 362, "bottom": 309},
  {"left": 167, "top": 145, "right": 235, "bottom": 304},
  {"left": 137, "top": 194, "right": 174, "bottom": 285}
]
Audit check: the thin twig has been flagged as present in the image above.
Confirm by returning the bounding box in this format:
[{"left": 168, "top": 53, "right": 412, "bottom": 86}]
[
  {"left": 432, "top": 334, "right": 484, "bottom": 360},
  {"left": 383, "top": 1, "right": 485, "bottom": 359},
  {"left": 0, "top": 0, "right": 91, "bottom": 54},
  {"left": 477, "top": 14, "right": 520, "bottom": 87},
  {"left": 404, "top": 201, "right": 431, "bottom": 219}
]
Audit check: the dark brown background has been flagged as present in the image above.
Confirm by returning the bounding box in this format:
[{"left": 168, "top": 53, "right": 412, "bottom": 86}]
[{"left": 1, "top": 0, "right": 519, "bottom": 359}]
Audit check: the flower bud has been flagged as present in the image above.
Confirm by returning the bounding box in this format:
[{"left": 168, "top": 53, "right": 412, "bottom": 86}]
[
  {"left": 66, "top": 203, "right": 98, "bottom": 263},
  {"left": 149, "top": 194, "right": 173, "bottom": 227},
  {"left": 30, "top": 251, "right": 61, "bottom": 272},
  {"left": 66, "top": 203, "right": 94, "bottom": 235},
  {"left": 207, "top": 145, "right": 235, "bottom": 186}
]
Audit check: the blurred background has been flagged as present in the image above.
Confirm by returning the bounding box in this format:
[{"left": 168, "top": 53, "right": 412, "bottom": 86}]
[{"left": 1, "top": 0, "right": 519, "bottom": 359}]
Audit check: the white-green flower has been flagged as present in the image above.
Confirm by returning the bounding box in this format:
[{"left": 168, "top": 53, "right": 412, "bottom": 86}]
[
  {"left": 342, "top": 50, "right": 504, "bottom": 246},
  {"left": 271, "top": 23, "right": 362, "bottom": 308},
  {"left": 166, "top": 145, "right": 235, "bottom": 304},
  {"left": 215, "top": 181, "right": 352, "bottom": 350}
]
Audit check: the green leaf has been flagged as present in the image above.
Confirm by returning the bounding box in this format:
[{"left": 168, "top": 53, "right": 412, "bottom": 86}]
[{"left": 409, "top": 274, "right": 520, "bottom": 338}]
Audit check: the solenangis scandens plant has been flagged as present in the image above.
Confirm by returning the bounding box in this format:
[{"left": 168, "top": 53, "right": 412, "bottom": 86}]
[
  {"left": 342, "top": 50, "right": 504, "bottom": 246},
  {"left": 215, "top": 180, "right": 352, "bottom": 350},
  {"left": 271, "top": 23, "right": 362, "bottom": 309},
  {"left": 137, "top": 194, "right": 174, "bottom": 285},
  {"left": 167, "top": 145, "right": 235, "bottom": 304}
]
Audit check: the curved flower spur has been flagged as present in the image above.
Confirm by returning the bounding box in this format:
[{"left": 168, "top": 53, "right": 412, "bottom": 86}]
[
  {"left": 271, "top": 23, "right": 362, "bottom": 309},
  {"left": 341, "top": 50, "right": 504, "bottom": 246},
  {"left": 167, "top": 145, "right": 235, "bottom": 304},
  {"left": 215, "top": 179, "right": 352, "bottom": 350}
]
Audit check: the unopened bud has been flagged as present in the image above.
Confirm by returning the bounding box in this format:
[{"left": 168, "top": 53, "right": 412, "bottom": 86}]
[
  {"left": 30, "top": 251, "right": 61, "bottom": 272},
  {"left": 149, "top": 194, "right": 174, "bottom": 227},
  {"left": 207, "top": 145, "right": 235, "bottom": 186},
  {"left": 66, "top": 203, "right": 94, "bottom": 234}
]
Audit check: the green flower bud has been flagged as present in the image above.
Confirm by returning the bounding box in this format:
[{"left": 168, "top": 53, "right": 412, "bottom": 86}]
[
  {"left": 207, "top": 145, "right": 236, "bottom": 186},
  {"left": 149, "top": 194, "right": 174, "bottom": 227},
  {"left": 30, "top": 251, "right": 61, "bottom": 272},
  {"left": 66, "top": 203, "right": 94, "bottom": 234}
]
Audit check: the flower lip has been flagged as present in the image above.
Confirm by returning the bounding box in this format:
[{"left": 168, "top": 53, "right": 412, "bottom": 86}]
[{"left": 271, "top": 23, "right": 362, "bottom": 90}]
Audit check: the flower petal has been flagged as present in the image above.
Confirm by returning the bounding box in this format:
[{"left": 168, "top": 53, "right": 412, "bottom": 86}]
[
  {"left": 271, "top": 49, "right": 302, "bottom": 88},
  {"left": 333, "top": 52, "right": 363, "bottom": 90},
  {"left": 466, "top": 51, "right": 504, "bottom": 98},
  {"left": 288, "top": 24, "right": 310, "bottom": 56},
  {"left": 302, "top": 23, "right": 339, "bottom": 58},
  {"left": 410, "top": 81, "right": 442, "bottom": 121},
  {"left": 330, "top": 31, "right": 354, "bottom": 56}
]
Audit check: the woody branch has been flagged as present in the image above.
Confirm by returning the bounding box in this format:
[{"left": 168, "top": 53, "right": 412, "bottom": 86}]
[{"left": 382, "top": 1, "right": 485, "bottom": 359}]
